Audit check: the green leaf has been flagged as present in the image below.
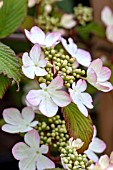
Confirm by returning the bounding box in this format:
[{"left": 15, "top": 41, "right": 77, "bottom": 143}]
[
  {"left": 0, "top": 42, "right": 22, "bottom": 94},
  {"left": 76, "top": 22, "right": 105, "bottom": 40},
  {"left": 57, "top": 0, "right": 74, "bottom": 13},
  {"left": 0, "top": 0, "right": 27, "bottom": 38},
  {"left": 0, "top": 74, "right": 11, "bottom": 99},
  {"left": 62, "top": 102, "right": 93, "bottom": 153}
]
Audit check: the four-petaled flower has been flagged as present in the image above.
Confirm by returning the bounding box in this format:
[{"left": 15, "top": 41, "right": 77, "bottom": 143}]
[
  {"left": 101, "top": 6, "right": 113, "bottom": 43},
  {"left": 68, "top": 137, "right": 84, "bottom": 150},
  {"left": 26, "top": 76, "right": 71, "bottom": 117},
  {"left": 25, "top": 26, "right": 61, "bottom": 48},
  {"left": 2, "top": 107, "right": 38, "bottom": 133},
  {"left": 12, "top": 129, "right": 55, "bottom": 170},
  {"left": 69, "top": 79, "right": 93, "bottom": 117},
  {"left": 61, "top": 37, "right": 91, "bottom": 67},
  {"left": 60, "top": 14, "right": 76, "bottom": 29},
  {"left": 87, "top": 58, "right": 113, "bottom": 92},
  {"left": 22, "top": 44, "right": 47, "bottom": 79},
  {"left": 84, "top": 125, "right": 106, "bottom": 163}
]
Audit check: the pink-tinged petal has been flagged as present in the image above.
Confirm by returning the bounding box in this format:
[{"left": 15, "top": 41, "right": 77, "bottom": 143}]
[
  {"left": 106, "top": 26, "right": 113, "bottom": 43},
  {"left": 19, "top": 157, "right": 36, "bottom": 170},
  {"left": 98, "top": 66, "right": 111, "bottom": 82},
  {"left": 22, "top": 107, "right": 35, "bottom": 123},
  {"left": 25, "top": 26, "right": 45, "bottom": 44},
  {"left": 87, "top": 68, "right": 97, "bottom": 84},
  {"left": 26, "top": 90, "right": 43, "bottom": 106},
  {"left": 2, "top": 124, "right": 22, "bottom": 133},
  {"left": 38, "top": 54, "right": 47, "bottom": 67},
  {"left": 93, "top": 125, "right": 97, "bottom": 138},
  {"left": 48, "top": 76, "right": 63, "bottom": 89},
  {"left": 34, "top": 67, "right": 47, "bottom": 76},
  {"left": 75, "top": 79, "right": 87, "bottom": 92},
  {"left": 95, "top": 82, "right": 113, "bottom": 92},
  {"left": 22, "top": 52, "right": 34, "bottom": 67},
  {"left": 80, "top": 93, "right": 93, "bottom": 109},
  {"left": 89, "top": 58, "right": 102, "bottom": 74},
  {"left": 39, "top": 93, "right": 58, "bottom": 117},
  {"left": 49, "top": 90, "right": 71, "bottom": 107},
  {"left": 30, "top": 121, "right": 39, "bottom": 127},
  {"left": 12, "top": 142, "right": 31, "bottom": 160},
  {"left": 39, "top": 145, "right": 48, "bottom": 154},
  {"left": 89, "top": 137, "right": 106, "bottom": 153},
  {"left": 22, "top": 66, "right": 35, "bottom": 79},
  {"left": 28, "top": 0, "right": 36, "bottom": 8},
  {"left": 110, "top": 152, "right": 113, "bottom": 163},
  {"left": 101, "top": 6, "right": 113, "bottom": 26},
  {"left": 45, "top": 32, "right": 61, "bottom": 47},
  {"left": 75, "top": 49, "right": 91, "bottom": 67},
  {"left": 61, "top": 38, "right": 77, "bottom": 56},
  {"left": 29, "top": 44, "right": 41, "bottom": 64},
  {"left": 24, "top": 129, "right": 40, "bottom": 150},
  {"left": 2, "top": 108, "right": 22, "bottom": 125},
  {"left": 36, "top": 154, "right": 55, "bottom": 170},
  {"left": 84, "top": 149, "right": 99, "bottom": 162},
  {"left": 99, "top": 155, "right": 109, "bottom": 169}
]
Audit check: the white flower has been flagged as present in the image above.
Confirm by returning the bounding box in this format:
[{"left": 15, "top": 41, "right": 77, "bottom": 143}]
[
  {"left": 68, "top": 137, "right": 84, "bottom": 150},
  {"left": 22, "top": 44, "right": 47, "bottom": 79},
  {"left": 0, "top": 0, "right": 3, "bottom": 8},
  {"left": 25, "top": 26, "right": 61, "bottom": 48},
  {"left": 26, "top": 76, "right": 71, "bottom": 117},
  {"left": 69, "top": 79, "right": 93, "bottom": 117},
  {"left": 87, "top": 58, "right": 113, "bottom": 92},
  {"left": 60, "top": 14, "right": 76, "bottom": 29},
  {"left": 2, "top": 107, "right": 38, "bottom": 134},
  {"left": 84, "top": 125, "right": 106, "bottom": 163},
  {"left": 12, "top": 129, "right": 55, "bottom": 170},
  {"left": 61, "top": 37, "right": 91, "bottom": 67}
]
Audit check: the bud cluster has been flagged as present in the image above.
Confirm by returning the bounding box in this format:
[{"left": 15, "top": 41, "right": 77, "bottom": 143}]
[
  {"left": 74, "top": 4, "right": 93, "bottom": 25},
  {"left": 61, "top": 146, "right": 93, "bottom": 170},
  {"left": 39, "top": 47, "right": 86, "bottom": 88},
  {"left": 35, "top": 114, "right": 69, "bottom": 150}
]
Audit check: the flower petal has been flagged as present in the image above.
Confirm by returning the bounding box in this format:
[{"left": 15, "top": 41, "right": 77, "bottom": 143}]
[
  {"left": 29, "top": 44, "right": 41, "bottom": 64},
  {"left": 110, "top": 151, "right": 113, "bottom": 163},
  {"left": 87, "top": 68, "right": 97, "bottom": 84},
  {"left": 106, "top": 25, "right": 113, "bottom": 43},
  {"left": 84, "top": 149, "right": 99, "bottom": 162},
  {"left": 22, "top": 107, "right": 35, "bottom": 123},
  {"left": 22, "top": 52, "right": 34, "bottom": 67},
  {"left": 24, "top": 129, "right": 40, "bottom": 150},
  {"left": 36, "top": 154, "right": 55, "bottom": 170},
  {"left": 25, "top": 26, "right": 45, "bottom": 44},
  {"left": 98, "top": 66, "right": 111, "bottom": 82},
  {"left": 39, "top": 93, "right": 58, "bottom": 117},
  {"left": 88, "top": 58, "right": 102, "bottom": 74},
  {"left": 2, "top": 108, "right": 22, "bottom": 125},
  {"left": 80, "top": 93, "right": 93, "bottom": 109},
  {"left": 101, "top": 6, "right": 113, "bottom": 26},
  {"left": 49, "top": 90, "right": 71, "bottom": 107},
  {"left": 19, "top": 157, "right": 36, "bottom": 170},
  {"left": 95, "top": 81, "right": 113, "bottom": 92},
  {"left": 75, "top": 49, "right": 91, "bottom": 67},
  {"left": 34, "top": 67, "right": 47, "bottom": 76},
  {"left": 45, "top": 32, "right": 61, "bottom": 47},
  {"left": 26, "top": 90, "right": 43, "bottom": 106},
  {"left": 38, "top": 54, "right": 47, "bottom": 67},
  {"left": 2, "top": 124, "right": 22, "bottom": 133},
  {"left": 12, "top": 142, "right": 32, "bottom": 160},
  {"left": 74, "top": 79, "right": 87, "bottom": 92},
  {"left": 39, "top": 145, "right": 48, "bottom": 154},
  {"left": 48, "top": 76, "right": 63, "bottom": 89},
  {"left": 22, "top": 66, "right": 35, "bottom": 79},
  {"left": 99, "top": 155, "right": 109, "bottom": 169},
  {"left": 89, "top": 137, "right": 106, "bottom": 153}
]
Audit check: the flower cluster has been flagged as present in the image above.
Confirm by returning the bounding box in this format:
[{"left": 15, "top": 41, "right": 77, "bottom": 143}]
[{"left": 1, "top": 26, "right": 113, "bottom": 170}]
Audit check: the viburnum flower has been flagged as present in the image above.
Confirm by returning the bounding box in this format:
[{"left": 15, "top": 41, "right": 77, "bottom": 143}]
[
  {"left": 68, "top": 137, "right": 84, "bottom": 150},
  {"left": 84, "top": 126, "right": 106, "bottom": 163},
  {"left": 90, "top": 152, "right": 113, "bottom": 170},
  {"left": 25, "top": 26, "right": 61, "bottom": 47},
  {"left": 61, "top": 37, "right": 91, "bottom": 67},
  {"left": 69, "top": 79, "right": 93, "bottom": 117},
  {"left": 22, "top": 44, "right": 47, "bottom": 79},
  {"left": 60, "top": 14, "right": 76, "bottom": 29},
  {"left": 2, "top": 107, "right": 38, "bottom": 134},
  {"left": 87, "top": 58, "right": 113, "bottom": 92},
  {"left": 26, "top": 76, "right": 71, "bottom": 117},
  {"left": 12, "top": 129, "right": 55, "bottom": 170},
  {"left": 101, "top": 6, "right": 113, "bottom": 43}
]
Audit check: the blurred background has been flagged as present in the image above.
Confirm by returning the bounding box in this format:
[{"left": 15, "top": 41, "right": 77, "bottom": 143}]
[{"left": 0, "top": 0, "right": 113, "bottom": 169}]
